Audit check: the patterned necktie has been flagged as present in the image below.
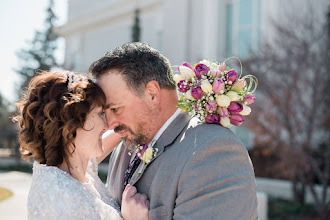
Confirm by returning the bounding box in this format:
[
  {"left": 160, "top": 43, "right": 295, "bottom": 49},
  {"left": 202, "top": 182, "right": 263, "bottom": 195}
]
[{"left": 123, "top": 154, "right": 141, "bottom": 191}]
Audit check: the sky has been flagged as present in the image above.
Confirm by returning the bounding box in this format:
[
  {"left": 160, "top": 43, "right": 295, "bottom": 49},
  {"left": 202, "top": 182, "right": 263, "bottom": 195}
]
[{"left": 0, "top": 0, "right": 68, "bottom": 105}]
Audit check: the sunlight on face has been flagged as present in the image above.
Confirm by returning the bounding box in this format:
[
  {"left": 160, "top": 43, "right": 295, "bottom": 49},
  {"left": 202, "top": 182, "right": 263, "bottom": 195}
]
[
  {"left": 75, "top": 106, "right": 107, "bottom": 158},
  {"left": 97, "top": 71, "right": 158, "bottom": 151}
]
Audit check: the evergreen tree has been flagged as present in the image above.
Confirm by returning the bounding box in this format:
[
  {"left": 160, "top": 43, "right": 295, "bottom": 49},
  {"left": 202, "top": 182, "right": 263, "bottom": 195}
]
[
  {"left": 15, "top": 0, "right": 59, "bottom": 92},
  {"left": 132, "top": 8, "right": 141, "bottom": 42}
]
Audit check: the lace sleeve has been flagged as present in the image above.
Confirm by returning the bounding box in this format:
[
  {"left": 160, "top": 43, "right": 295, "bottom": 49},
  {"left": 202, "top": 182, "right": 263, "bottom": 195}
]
[
  {"left": 28, "top": 162, "right": 122, "bottom": 220},
  {"left": 28, "top": 186, "right": 102, "bottom": 219}
]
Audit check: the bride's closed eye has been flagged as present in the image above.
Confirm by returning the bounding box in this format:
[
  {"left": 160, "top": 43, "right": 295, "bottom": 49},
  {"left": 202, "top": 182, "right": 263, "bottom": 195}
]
[{"left": 101, "top": 110, "right": 106, "bottom": 121}]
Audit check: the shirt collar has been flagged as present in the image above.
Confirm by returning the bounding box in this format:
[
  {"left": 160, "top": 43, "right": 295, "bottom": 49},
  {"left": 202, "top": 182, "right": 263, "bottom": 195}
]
[{"left": 148, "top": 108, "right": 181, "bottom": 147}]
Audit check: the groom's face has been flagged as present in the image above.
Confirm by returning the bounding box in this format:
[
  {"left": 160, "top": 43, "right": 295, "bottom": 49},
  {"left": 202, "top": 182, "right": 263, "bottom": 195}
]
[{"left": 97, "top": 71, "right": 157, "bottom": 151}]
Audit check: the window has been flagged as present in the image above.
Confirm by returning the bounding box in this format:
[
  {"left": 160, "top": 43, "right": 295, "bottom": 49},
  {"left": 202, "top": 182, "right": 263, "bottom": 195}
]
[{"left": 225, "top": 0, "right": 261, "bottom": 58}]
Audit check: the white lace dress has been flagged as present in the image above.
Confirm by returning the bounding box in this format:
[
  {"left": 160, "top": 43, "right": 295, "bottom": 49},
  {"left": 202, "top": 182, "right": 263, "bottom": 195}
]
[{"left": 27, "top": 158, "right": 122, "bottom": 220}]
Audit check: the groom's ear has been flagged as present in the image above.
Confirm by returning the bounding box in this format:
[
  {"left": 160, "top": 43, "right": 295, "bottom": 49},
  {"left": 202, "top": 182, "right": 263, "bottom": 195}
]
[{"left": 144, "top": 81, "right": 160, "bottom": 103}]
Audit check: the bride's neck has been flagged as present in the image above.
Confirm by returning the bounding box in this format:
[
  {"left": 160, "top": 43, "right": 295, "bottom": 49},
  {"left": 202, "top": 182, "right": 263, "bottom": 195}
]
[{"left": 59, "top": 149, "right": 89, "bottom": 183}]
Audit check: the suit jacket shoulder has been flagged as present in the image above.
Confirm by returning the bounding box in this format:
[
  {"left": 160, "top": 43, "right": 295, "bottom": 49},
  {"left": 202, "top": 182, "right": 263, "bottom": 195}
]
[{"left": 138, "top": 114, "right": 258, "bottom": 220}]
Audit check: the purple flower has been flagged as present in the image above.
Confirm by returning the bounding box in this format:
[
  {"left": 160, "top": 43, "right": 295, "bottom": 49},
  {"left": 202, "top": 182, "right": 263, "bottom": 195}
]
[
  {"left": 181, "top": 62, "right": 193, "bottom": 70},
  {"left": 193, "top": 104, "right": 198, "bottom": 111},
  {"left": 226, "top": 69, "right": 238, "bottom": 84},
  {"left": 211, "top": 70, "right": 221, "bottom": 78},
  {"left": 230, "top": 114, "right": 244, "bottom": 126},
  {"left": 205, "top": 113, "right": 220, "bottom": 124},
  {"left": 219, "top": 62, "right": 226, "bottom": 72},
  {"left": 177, "top": 80, "right": 191, "bottom": 93},
  {"left": 227, "top": 102, "right": 244, "bottom": 114},
  {"left": 212, "top": 78, "right": 225, "bottom": 94},
  {"left": 137, "top": 143, "right": 148, "bottom": 158},
  {"left": 194, "top": 63, "right": 209, "bottom": 79},
  {"left": 191, "top": 87, "right": 203, "bottom": 100},
  {"left": 243, "top": 94, "right": 256, "bottom": 105},
  {"left": 206, "top": 100, "right": 217, "bottom": 112},
  {"left": 217, "top": 107, "right": 229, "bottom": 117}
]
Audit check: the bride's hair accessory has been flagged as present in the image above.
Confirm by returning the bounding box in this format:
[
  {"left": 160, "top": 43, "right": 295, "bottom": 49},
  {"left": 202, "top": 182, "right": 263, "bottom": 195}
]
[
  {"left": 64, "top": 71, "right": 88, "bottom": 91},
  {"left": 173, "top": 57, "right": 257, "bottom": 128}
]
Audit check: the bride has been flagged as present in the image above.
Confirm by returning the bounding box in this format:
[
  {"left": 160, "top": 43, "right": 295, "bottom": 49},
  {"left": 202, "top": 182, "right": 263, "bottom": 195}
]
[{"left": 15, "top": 70, "right": 148, "bottom": 219}]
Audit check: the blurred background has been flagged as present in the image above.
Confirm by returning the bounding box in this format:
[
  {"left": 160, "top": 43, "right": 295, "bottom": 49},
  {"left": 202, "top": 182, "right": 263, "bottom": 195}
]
[{"left": 0, "top": 0, "right": 329, "bottom": 219}]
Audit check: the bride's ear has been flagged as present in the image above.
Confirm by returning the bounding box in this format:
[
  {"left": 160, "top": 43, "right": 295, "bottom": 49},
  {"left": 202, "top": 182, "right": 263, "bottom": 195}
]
[{"left": 144, "top": 81, "right": 160, "bottom": 103}]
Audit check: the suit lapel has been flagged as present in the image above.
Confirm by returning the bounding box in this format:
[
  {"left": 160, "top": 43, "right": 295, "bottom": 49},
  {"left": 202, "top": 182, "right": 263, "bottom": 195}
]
[
  {"left": 129, "top": 111, "right": 192, "bottom": 185},
  {"left": 113, "top": 142, "right": 130, "bottom": 202}
]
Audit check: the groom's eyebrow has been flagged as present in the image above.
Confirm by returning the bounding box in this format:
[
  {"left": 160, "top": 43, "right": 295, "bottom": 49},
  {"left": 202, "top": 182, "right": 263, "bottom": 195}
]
[{"left": 105, "top": 103, "right": 118, "bottom": 109}]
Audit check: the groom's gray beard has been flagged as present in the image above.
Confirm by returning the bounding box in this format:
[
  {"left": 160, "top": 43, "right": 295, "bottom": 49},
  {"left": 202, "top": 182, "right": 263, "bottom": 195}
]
[{"left": 115, "top": 125, "right": 148, "bottom": 152}]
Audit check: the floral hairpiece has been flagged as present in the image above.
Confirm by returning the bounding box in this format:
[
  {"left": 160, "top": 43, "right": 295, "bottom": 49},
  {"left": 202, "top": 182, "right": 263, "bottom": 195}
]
[
  {"left": 174, "top": 57, "right": 257, "bottom": 128},
  {"left": 65, "top": 71, "right": 87, "bottom": 91}
]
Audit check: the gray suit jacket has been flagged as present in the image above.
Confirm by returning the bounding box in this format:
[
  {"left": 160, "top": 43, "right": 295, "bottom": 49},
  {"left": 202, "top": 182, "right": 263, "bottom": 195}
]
[{"left": 106, "top": 111, "right": 258, "bottom": 220}]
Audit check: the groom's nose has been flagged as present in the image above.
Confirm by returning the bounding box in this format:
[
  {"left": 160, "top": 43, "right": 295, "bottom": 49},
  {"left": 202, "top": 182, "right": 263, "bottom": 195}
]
[{"left": 105, "top": 111, "right": 119, "bottom": 130}]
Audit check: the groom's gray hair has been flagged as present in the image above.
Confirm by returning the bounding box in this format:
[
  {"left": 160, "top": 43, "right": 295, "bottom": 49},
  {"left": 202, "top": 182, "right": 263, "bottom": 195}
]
[{"left": 89, "top": 42, "right": 176, "bottom": 95}]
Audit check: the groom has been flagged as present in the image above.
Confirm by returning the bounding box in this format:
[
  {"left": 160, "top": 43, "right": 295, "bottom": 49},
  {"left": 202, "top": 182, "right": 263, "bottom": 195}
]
[{"left": 89, "top": 42, "right": 258, "bottom": 219}]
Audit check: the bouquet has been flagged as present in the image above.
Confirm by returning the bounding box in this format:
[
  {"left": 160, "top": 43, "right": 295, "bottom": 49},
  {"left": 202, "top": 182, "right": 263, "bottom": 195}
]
[{"left": 174, "top": 58, "right": 257, "bottom": 128}]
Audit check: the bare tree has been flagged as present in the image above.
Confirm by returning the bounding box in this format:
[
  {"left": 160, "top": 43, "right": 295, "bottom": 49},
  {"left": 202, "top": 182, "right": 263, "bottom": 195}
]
[{"left": 243, "top": 2, "right": 330, "bottom": 218}]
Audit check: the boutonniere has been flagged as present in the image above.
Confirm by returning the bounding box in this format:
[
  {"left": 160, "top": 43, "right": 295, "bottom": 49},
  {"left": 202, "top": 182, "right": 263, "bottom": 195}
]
[{"left": 135, "top": 143, "right": 159, "bottom": 164}]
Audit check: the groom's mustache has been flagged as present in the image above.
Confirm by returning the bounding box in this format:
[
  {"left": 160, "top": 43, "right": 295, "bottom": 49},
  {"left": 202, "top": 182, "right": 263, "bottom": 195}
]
[{"left": 114, "top": 125, "right": 133, "bottom": 134}]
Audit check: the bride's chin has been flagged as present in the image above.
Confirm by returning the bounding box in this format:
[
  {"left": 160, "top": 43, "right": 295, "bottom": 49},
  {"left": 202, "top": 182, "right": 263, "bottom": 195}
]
[{"left": 98, "top": 145, "right": 105, "bottom": 155}]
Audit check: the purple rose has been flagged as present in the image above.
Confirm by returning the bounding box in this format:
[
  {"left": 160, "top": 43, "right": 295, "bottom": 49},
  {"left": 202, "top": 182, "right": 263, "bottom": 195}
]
[
  {"left": 212, "top": 78, "right": 225, "bottom": 94},
  {"left": 243, "top": 94, "right": 256, "bottom": 105},
  {"left": 191, "top": 87, "right": 203, "bottom": 100},
  {"left": 230, "top": 114, "right": 244, "bottom": 126},
  {"left": 181, "top": 62, "right": 193, "bottom": 70},
  {"left": 217, "top": 107, "right": 229, "bottom": 117},
  {"left": 177, "top": 80, "right": 191, "bottom": 93},
  {"left": 226, "top": 69, "right": 238, "bottom": 84},
  {"left": 205, "top": 113, "right": 220, "bottom": 124},
  {"left": 227, "top": 102, "right": 244, "bottom": 114},
  {"left": 194, "top": 63, "right": 209, "bottom": 79},
  {"left": 206, "top": 100, "right": 217, "bottom": 112}
]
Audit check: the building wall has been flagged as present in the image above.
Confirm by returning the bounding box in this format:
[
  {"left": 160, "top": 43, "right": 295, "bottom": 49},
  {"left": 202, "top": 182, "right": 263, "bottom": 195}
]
[{"left": 58, "top": 0, "right": 329, "bottom": 71}]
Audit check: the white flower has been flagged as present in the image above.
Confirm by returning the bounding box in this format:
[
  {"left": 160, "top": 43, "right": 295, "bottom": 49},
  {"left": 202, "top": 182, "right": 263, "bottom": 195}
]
[
  {"left": 226, "top": 91, "right": 240, "bottom": 101},
  {"left": 216, "top": 95, "right": 231, "bottom": 107},
  {"left": 185, "top": 88, "right": 195, "bottom": 100},
  {"left": 142, "top": 147, "right": 154, "bottom": 164},
  {"left": 201, "top": 80, "right": 213, "bottom": 93},
  {"left": 239, "top": 104, "right": 251, "bottom": 116},
  {"left": 178, "top": 66, "right": 195, "bottom": 79},
  {"left": 200, "top": 59, "right": 211, "bottom": 66},
  {"left": 220, "top": 117, "right": 231, "bottom": 128},
  {"left": 173, "top": 74, "right": 184, "bottom": 84},
  {"left": 210, "top": 62, "right": 219, "bottom": 70}
]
